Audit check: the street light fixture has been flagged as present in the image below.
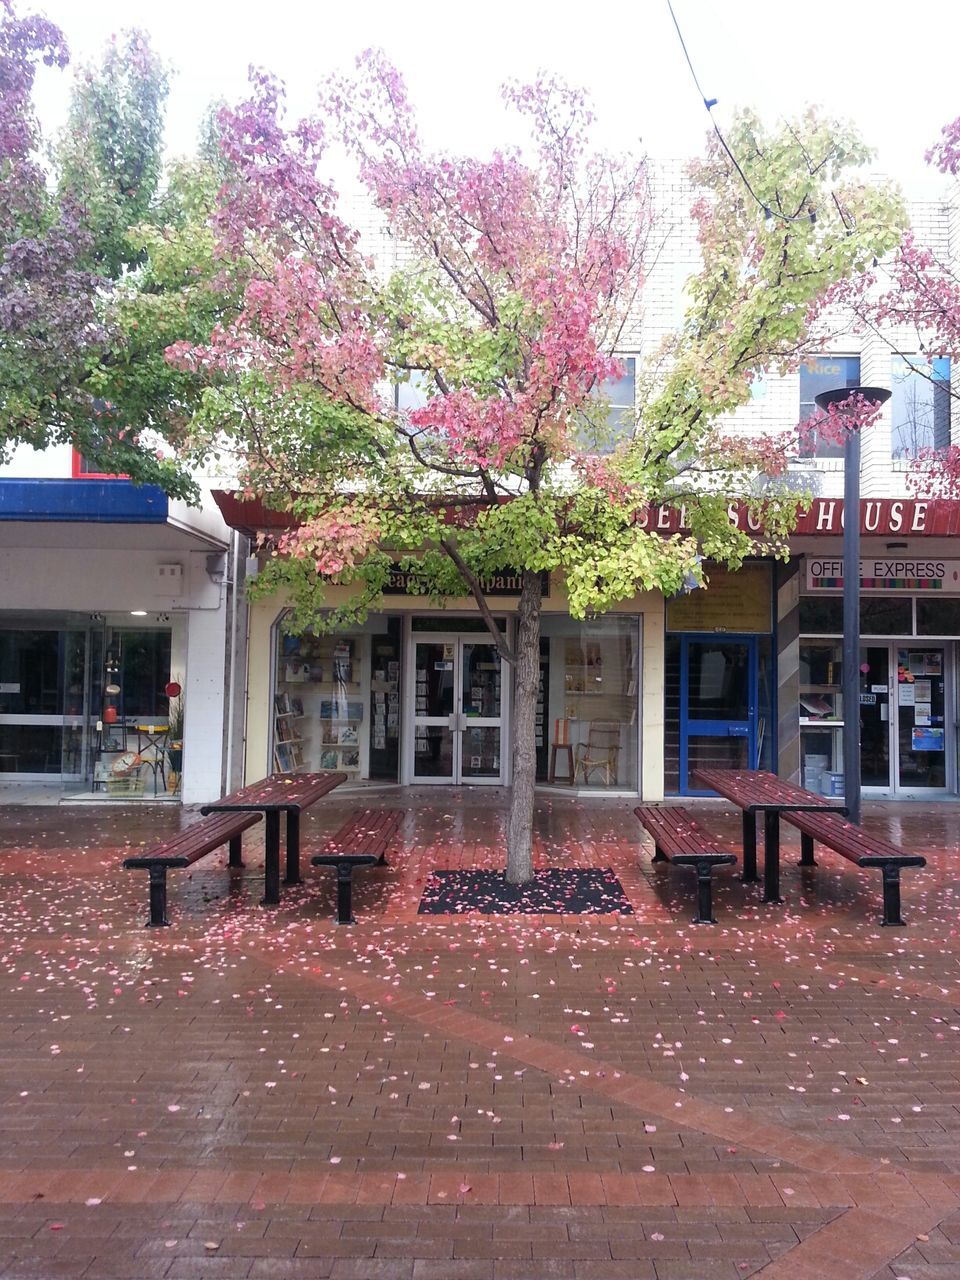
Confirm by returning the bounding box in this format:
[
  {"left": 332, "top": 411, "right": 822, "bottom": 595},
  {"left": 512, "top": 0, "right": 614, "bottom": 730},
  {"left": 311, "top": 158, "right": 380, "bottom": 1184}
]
[{"left": 813, "top": 385, "right": 891, "bottom": 824}]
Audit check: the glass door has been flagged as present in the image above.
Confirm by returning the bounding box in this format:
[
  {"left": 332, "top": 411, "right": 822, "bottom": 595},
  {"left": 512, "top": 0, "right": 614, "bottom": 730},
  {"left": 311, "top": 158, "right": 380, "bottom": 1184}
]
[
  {"left": 894, "top": 646, "right": 948, "bottom": 792},
  {"left": 680, "top": 636, "right": 757, "bottom": 794},
  {"left": 0, "top": 628, "right": 65, "bottom": 778},
  {"left": 459, "top": 640, "right": 503, "bottom": 782},
  {"left": 410, "top": 635, "right": 505, "bottom": 784},
  {"left": 859, "top": 645, "right": 891, "bottom": 788},
  {"left": 61, "top": 626, "right": 101, "bottom": 785},
  {"left": 412, "top": 640, "right": 456, "bottom": 781}
]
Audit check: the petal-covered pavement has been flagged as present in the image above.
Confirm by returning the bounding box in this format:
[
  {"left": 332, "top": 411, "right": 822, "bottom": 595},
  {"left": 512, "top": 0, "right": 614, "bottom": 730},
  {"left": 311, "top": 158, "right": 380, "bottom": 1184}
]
[{"left": 0, "top": 789, "right": 958, "bottom": 1278}]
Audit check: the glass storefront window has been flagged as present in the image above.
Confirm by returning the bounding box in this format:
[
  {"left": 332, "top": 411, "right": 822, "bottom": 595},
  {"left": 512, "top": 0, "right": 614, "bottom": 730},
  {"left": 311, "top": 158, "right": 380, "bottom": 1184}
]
[
  {"left": 540, "top": 615, "right": 639, "bottom": 790},
  {"left": 801, "top": 596, "right": 915, "bottom": 636},
  {"left": 860, "top": 597, "right": 913, "bottom": 635},
  {"left": 917, "top": 598, "right": 960, "bottom": 635},
  {"left": 799, "top": 597, "right": 843, "bottom": 633},
  {"left": 274, "top": 613, "right": 401, "bottom": 782}
]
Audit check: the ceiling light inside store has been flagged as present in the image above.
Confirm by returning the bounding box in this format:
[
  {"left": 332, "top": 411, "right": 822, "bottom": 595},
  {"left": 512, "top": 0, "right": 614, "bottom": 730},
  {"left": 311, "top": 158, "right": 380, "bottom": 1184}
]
[{"left": 130, "top": 610, "right": 147, "bottom": 616}]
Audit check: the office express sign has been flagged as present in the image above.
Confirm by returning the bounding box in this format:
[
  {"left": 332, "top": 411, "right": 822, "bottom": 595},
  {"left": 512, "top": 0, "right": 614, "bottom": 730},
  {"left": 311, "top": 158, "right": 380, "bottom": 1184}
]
[{"left": 806, "top": 557, "right": 960, "bottom": 591}]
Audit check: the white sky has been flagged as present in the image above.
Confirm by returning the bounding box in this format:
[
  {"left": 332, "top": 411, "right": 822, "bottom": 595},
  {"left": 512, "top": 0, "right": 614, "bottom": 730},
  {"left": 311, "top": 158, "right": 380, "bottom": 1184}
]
[{"left": 28, "top": 0, "right": 960, "bottom": 198}]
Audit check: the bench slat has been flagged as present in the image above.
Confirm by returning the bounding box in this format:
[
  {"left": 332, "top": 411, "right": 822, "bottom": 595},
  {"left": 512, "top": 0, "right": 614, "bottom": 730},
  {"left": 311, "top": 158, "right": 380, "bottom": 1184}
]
[
  {"left": 782, "top": 810, "right": 924, "bottom": 866},
  {"left": 634, "top": 805, "right": 732, "bottom": 859},
  {"left": 123, "top": 811, "right": 261, "bottom": 868},
  {"left": 322, "top": 808, "right": 403, "bottom": 858}
]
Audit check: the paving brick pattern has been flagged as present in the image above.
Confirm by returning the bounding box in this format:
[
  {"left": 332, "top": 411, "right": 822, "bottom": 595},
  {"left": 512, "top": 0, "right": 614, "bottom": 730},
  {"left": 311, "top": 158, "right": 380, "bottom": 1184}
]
[{"left": 0, "top": 791, "right": 959, "bottom": 1277}]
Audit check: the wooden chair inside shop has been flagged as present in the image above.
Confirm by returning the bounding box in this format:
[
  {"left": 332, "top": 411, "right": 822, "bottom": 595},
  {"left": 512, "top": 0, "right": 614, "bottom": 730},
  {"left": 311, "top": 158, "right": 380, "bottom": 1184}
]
[
  {"left": 548, "top": 718, "right": 575, "bottom": 784},
  {"left": 573, "top": 719, "right": 621, "bottom": 786}
]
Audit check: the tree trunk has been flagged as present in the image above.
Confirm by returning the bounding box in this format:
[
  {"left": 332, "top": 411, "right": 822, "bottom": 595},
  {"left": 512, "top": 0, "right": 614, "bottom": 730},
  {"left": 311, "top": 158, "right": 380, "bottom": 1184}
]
[{"left": 506, "top": 568, "right": 543, "bottom": 884}]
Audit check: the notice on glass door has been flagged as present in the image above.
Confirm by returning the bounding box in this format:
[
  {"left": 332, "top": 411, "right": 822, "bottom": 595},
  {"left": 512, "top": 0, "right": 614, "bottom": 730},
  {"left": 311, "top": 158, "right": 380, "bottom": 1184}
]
[{"left": 899, "top": 684, "right": 915, "bottom": 706}]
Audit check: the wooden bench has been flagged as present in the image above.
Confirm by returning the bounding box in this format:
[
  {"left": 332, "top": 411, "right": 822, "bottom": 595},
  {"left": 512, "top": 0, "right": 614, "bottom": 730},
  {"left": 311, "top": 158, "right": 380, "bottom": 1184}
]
[
  {"left": 781, "top": 809, "right": 926, "bottom": 926},
  {"left": 634, "top": 805, "right": 737, "bottom": 924},
  {"left": 123, "top": 811, "right": 262, "bottom": 927},
  {"left": 311, "top": 809, "right": 403, "bottom": 925}
]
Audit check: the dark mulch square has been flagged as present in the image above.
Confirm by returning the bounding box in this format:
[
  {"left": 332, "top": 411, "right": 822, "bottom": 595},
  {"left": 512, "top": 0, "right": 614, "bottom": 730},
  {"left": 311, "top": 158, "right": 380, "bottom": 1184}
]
[{"left": 417, "top": 867, "right": 633, "bottom": 915}]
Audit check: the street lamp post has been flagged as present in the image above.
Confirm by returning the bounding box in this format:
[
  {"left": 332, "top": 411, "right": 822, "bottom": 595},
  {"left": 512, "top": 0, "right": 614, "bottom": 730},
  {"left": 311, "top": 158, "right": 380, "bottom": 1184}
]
[{"left": 813, "top": 386, "right": 891, "bottom": 825}]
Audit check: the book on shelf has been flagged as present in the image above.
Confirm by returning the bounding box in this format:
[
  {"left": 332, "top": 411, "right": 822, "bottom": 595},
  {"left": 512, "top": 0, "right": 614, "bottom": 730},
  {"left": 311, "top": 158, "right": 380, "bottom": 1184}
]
[{"left": 800, "top": 693, "right": 835, "bottom": 718}]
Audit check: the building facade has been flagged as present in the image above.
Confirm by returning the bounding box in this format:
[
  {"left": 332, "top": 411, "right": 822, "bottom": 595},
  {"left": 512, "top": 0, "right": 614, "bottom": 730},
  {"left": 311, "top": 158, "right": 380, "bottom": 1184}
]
[
  {"left": 4, "top": 171, "right": 958, "bottom": 808},
  {"left": 0, "top": 441, "right": 247, "bottom": 804},
  {"left": 214, "top": 173, "right": 960, "bottom": 806}
]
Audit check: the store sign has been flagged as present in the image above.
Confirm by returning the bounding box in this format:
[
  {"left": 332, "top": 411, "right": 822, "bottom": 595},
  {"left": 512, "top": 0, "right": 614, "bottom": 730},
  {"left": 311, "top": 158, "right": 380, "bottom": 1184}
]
[
  {"left": 383, "top": 567, "right": 550, "bottom": 597},
  {"left": 806, "top": 558, "right": 960, "bottom": 591},
  {"left": 667, "top": 564, "right": 773, "bottom": 633},
  {"left": 646, "top": 498, "right": 960, "bottom": 538}
]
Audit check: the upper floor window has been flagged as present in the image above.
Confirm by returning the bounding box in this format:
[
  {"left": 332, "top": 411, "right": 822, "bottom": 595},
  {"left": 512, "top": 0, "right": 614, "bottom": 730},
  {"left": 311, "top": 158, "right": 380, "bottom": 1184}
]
[
  {"left": 603, "top": 357, "right": 636, "bottom": 438},
  {"left": 891, "top": 355, "right": 951, "bottom": 458},
  {"left": 71, "top": 450, "right": 125, "bottom": 479},
  {"left": 395, "top": 370, "right": 431, "bottom": 414},
  {"left": 579, "top": 356, "right": 636, "bottom": 455},
  {"left": 798, "top": 355, "right": 861, "bottom": 459}
]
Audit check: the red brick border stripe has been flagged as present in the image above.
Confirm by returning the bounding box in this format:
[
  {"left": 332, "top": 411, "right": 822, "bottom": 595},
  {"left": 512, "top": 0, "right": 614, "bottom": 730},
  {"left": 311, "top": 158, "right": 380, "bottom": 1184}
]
[{"left": 752, "top": 1205, "right": 944, "bottom": 1278}]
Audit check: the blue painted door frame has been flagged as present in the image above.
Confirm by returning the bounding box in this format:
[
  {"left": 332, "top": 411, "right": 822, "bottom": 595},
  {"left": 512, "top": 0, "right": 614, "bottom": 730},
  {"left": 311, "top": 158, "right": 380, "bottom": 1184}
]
[{"left": 679, "top": 634, "right": 758, "bottom": 795}]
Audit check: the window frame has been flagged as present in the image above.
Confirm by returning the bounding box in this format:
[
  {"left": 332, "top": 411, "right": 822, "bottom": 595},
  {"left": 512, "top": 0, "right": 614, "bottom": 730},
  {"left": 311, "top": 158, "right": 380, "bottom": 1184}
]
[
  {"left": 890, "top": 354, "right": 951, "bottom": 460},
  {"left": 797, "top": 354, "right": 862, "bottom": 461}
]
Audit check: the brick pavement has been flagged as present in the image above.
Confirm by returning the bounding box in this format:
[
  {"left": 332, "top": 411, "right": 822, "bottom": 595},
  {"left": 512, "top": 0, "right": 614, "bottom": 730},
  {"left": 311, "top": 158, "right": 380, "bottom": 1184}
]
[{"left": 0, "top": 791, "right": 959, "bottom": 1277}]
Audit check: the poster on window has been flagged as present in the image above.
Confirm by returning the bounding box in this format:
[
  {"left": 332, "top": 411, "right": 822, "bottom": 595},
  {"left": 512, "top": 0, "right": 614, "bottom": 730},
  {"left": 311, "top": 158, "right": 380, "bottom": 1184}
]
[{"left": 912, "top": 726, "right": 944, "bottom": 751}]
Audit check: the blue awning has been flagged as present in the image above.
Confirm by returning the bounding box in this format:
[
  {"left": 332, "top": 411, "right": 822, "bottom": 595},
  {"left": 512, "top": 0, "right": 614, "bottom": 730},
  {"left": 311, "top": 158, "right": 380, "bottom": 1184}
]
[{"left": 0, "top": 479, "right": 168, "bottom": 523}]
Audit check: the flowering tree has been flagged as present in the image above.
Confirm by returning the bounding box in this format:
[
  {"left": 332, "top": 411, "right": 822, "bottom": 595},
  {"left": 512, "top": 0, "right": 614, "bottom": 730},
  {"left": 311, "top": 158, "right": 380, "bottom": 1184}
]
[
  {"left": 0, "top": 4, "right": 209, "bottom": 497},
  {"left": 175, "top": 59, "right": 902, "bottom": 882}
]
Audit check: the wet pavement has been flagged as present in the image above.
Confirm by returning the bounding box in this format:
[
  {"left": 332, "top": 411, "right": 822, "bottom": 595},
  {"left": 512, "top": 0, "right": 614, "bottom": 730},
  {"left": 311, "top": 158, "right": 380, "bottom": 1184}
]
[{"left": 0, "top": 789, "right": 959, "bottom": 1278}]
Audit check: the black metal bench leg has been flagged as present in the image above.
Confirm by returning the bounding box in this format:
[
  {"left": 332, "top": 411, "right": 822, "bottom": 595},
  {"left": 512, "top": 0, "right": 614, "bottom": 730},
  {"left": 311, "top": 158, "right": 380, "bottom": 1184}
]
[
  {"left": 692, "top": 863, "right": 716, "bottom": 925},
  {"left": 798, "top": 832, "right": 817, "bottom": 867},
  {"left": 880, "top": 864, "right": 905, "bottom": 926},
  {"left": 228, "top": 833, "right": 244, "bottom": 869},
  {"left": 262, "top": 810, "right": 281, "bottom": 906},
  {"left": 742, "top": 812, "right": 759, "bottom": 883},
  {"left": 763, "top": 809, "right": 783, "bottom": 904},
  {"left": 652, "top": 842, "right": 668, "bottom": 863},
  {"left": 335, "top": 862, "right": 356, "bottom": 925},
  {"left": 284, "top": 809, "right": 302, "bottom": 886},
  {"left": 147, "top": 865, "right": 170, "bottom": 928}
]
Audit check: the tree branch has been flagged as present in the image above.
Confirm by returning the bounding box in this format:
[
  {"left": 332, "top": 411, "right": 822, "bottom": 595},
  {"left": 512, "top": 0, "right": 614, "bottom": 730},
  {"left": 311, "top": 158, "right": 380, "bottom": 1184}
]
[{"left": 438, "top": 537, "right": 516, "bottom": 664}]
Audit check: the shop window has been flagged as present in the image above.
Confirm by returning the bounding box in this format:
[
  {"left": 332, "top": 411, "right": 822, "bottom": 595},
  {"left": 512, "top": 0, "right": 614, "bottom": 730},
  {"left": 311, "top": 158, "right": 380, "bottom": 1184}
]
[
  {"left": 917, "top": 598, "right": 960, "bottom": 635},
  {"left": 799, "top": 597, "right": 843, "bottom": 633},
  {"left": 891, "top": 356, "right": 950, "bottom": 458},
  {"left": 117, "top": 630, "right": 173, "bottom": 718},
  {"left": 541, "top": 614, "right": 639, "bottom": 790},
  {"left": 798, "top": 355, "right": 861, "bottom": 459},
  {"left": 860, "top": 597, "right": 913, "bottom": 635},
  {"left": 274, "top": 613, "right": 401, "bottom": 782}
]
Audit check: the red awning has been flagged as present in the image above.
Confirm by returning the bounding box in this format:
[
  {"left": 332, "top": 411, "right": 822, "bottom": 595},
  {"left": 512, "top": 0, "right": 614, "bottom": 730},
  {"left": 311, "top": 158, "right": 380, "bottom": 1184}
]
[{"left": 213, "top": 491, "right": 960, "bottom": 540}]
